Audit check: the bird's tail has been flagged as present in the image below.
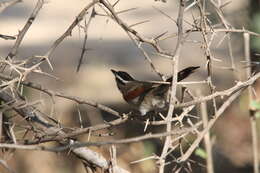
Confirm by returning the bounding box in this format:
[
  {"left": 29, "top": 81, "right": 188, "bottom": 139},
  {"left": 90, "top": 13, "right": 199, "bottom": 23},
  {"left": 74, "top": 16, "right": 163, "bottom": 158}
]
[
  {"left": 154, "top": 66, "right": 200, "bottom": 96},
  {"left": 166, "top": 66, "right": 200, "bottom": 82}
]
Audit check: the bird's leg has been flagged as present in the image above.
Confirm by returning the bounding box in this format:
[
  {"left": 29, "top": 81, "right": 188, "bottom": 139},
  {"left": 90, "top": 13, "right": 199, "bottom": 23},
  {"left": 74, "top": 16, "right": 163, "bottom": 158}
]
[{"left": 180, "top": 86, "right": 186, "bottom": 103}]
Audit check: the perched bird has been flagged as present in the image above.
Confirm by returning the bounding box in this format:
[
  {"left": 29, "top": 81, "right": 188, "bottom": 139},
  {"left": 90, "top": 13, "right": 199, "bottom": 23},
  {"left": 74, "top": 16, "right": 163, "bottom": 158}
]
[{"left": 111, "top": 66, "right": 200, "bottom": 115}]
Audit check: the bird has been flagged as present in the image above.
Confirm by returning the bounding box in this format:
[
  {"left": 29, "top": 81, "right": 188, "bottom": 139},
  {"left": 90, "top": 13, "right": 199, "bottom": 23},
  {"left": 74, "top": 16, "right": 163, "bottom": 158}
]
[{"left": 111, "top": 66, "right": 200, "bottom": 115}]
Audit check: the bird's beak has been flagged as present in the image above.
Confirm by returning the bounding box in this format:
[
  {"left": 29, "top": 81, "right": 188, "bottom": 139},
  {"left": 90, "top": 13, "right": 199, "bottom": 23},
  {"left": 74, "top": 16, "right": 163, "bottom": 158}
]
[
  {"left": 191, "top": 66, "right": 200, "bottom": 72},
  {"left": 111, "top": 69, "right": 117, "bottom": 75}
]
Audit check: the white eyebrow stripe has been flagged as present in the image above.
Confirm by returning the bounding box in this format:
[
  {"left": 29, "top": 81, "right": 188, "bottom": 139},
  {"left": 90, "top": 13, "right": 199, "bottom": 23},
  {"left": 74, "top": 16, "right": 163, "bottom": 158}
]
[{"left": 115, "top": 74, "right": 130, "bottom": 84}]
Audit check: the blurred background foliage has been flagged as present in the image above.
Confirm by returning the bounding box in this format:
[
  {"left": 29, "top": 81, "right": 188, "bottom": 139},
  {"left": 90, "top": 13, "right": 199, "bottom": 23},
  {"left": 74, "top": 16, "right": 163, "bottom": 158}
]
[{"left": 0, "top": 0, "right": 260, "bottom": 173}]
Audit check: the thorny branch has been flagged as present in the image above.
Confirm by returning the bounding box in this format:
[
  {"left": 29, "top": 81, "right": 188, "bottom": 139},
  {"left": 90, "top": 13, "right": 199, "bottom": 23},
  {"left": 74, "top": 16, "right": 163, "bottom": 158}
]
[
  {"left": 0, "top": 90, "right": 128, "bottom": 173},
  {"left": 159, "top": 0, "right": 185, "bottom": 172},
  {"left": 76, "top": 8, "right": 96, "bottom": 72},
  {"left": 0, "top": 124, "right": 199, "bottom": 152},
  {"left": 7, "top": 0, "right": 44, "bottom": 59},
  {"left": 0, "top": 0, "right": 260, "bottom": 173},
  {"left": 44, "top": 0, "right": 99, "bottom": 60}
]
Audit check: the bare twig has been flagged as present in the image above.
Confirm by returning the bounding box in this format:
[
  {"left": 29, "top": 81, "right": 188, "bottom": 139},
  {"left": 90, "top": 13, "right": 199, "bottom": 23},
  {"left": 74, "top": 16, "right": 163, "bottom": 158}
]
[
  {"left": 44, "top": 0, "right": 99, "bottom": 60},
  {"left": 0, "top": 34, "right": 16, "bottom": 40},
  {"left": 178, "top": 89, "right": 243, "bottom": 162},
  {"left": 0, "top": 111, "right": 2, "bottom": 142},
  {"left": 0, "top": 125, "right": 198, "bottom": 151},
  {"left": 159, "top": 1, "right": 185, "bottom": 172},
  {"left": 200, "top": 100, "right": 214, "bottom": 173},
  {"left": 76, "top": 7, "right": 96, "bottom": 72},
  {"left": 0, "top": 90, "right": 128, "bottom": 173},
  {"left": 0, "top": 159, "right": 16, "bottom": 173},
  {"left": 0, "top": 73, "right": 121, "bottom": 118},
  {"left": 6, "top": 0, "right": 44, "bottom": 59},
  {"left": 1, "top": 0, "right": 259, "bottom": 172},
  {"left": 99, "top": 0, "right": 167, "bottom": 79},
  {"left": 197, "top": 0, "right": 218, "bottom": 114},
  {"left": 244, "top": 33, "right": 259, "bottom": 173},
  {"left": 175, "top": 72, "right": 260, "bottom": 108}
]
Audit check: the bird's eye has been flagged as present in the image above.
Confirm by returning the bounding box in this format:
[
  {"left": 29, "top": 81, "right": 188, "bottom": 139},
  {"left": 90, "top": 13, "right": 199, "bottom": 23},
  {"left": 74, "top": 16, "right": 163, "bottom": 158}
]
[{"left": 118, "top": 72, "right": 134, "bottom": 81}]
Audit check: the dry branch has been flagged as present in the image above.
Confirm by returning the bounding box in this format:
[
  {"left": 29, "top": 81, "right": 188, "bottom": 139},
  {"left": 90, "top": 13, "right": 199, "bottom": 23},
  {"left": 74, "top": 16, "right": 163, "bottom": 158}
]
[
  {"left": 159, "top": 0, "right": 185, "bottom": 172},
  {"left": 7, "top": 0, "right": 44, "bottom": 59},
  {"left": 0, "top": 0, "right": 259, "bottom": 172},
  {"left": 0, "top": 90, "right": 128, "bottom": 173}
]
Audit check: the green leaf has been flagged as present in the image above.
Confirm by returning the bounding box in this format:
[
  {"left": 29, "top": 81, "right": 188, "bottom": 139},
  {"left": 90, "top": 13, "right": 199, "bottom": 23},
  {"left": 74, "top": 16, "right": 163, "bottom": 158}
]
[
  {"left": 250, "top": 101, "right": 260, "bottom": 110},
  {"left": 195, "top": 148, "right": 207, "bottom": 159},
  {"left": 143, "top": 141, "right": 155, "bottom": 156},
  {"left": 255, "top": 111, "right": 260, "bottom": 119}
]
